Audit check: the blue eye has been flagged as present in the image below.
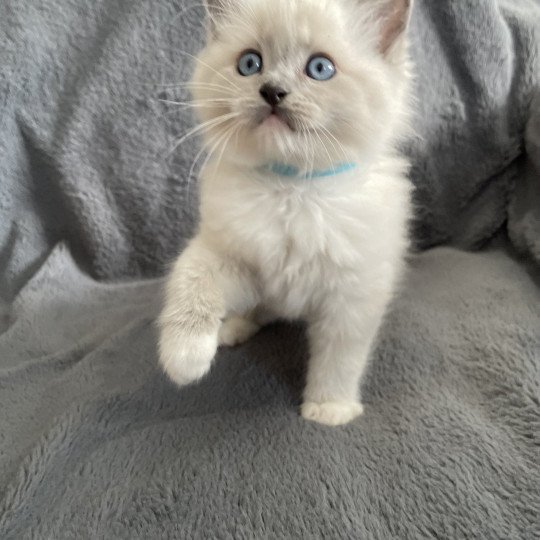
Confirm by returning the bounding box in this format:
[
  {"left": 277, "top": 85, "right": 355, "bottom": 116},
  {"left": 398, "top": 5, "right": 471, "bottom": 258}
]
[
  {"left": 306, "top": 55, "right": 336, "bottom": 81},
  {"left": 237, "top": 51, "right": 263, "bottom": 76}
]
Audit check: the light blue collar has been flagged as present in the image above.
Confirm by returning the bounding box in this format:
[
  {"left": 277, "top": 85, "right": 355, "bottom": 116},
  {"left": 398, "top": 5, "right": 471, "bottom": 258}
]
[{"left": 258, "top": 161, "right": 357, "bottom": 179}]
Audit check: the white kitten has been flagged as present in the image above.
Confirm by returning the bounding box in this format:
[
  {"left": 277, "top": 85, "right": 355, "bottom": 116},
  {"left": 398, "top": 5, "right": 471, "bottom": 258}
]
[{"left": 159, "top": 0, "right": 414, "bottom": 426}]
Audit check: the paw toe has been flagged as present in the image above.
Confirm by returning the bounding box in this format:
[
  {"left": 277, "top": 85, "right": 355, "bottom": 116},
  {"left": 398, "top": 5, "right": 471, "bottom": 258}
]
[{"left": 301, "top": 401, "right": 364, "bottom": 426}]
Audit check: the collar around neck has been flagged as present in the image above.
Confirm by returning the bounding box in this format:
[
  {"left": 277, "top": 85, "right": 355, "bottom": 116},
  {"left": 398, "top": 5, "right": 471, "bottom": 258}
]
[{"left": 257, "top": 161, "right": 357, "bottom": 179}]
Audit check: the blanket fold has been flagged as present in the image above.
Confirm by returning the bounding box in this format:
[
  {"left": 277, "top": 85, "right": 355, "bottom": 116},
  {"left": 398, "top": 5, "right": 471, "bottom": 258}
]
[{"left": 0, "top": 0, "right": 539, "bottom": 537}]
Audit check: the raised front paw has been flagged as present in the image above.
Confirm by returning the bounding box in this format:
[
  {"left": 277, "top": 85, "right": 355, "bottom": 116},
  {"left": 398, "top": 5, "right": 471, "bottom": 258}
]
[
  {"left": 159, "top": 326, "right": 218, "bottom": 387},
  {"left": 301, "top": 401, "right": 364, "bottom": 426}
]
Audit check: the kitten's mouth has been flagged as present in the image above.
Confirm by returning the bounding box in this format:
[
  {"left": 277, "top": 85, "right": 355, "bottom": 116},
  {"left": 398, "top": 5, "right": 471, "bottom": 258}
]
[{"left": 259, "top": 106, "right": 295, "bottom": 132}]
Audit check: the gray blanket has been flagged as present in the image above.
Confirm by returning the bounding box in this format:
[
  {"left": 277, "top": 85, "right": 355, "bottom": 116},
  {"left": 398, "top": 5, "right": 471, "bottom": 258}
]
[{"left": 1, "top": 0, "right": 539, "bottom": 537}]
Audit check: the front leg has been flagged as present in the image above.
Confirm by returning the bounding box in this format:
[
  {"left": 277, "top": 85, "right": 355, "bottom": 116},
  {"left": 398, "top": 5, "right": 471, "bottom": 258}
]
[
  {"left": 301, "top": 294, "right": 391, "bottom": 426},
  {"left": 158, "top": 236, "right": 257, "bottom": 386}
]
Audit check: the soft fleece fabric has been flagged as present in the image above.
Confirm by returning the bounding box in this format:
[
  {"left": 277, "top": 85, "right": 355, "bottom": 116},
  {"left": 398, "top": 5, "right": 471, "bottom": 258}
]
[{"left": 0, "top": 0, "right": 539, "bottom": 537}]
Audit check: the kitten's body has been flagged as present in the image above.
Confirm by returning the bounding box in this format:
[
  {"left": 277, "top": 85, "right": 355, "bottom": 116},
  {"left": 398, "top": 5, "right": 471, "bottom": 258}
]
[
  {"left": 159, "top": 0, "right": 414, "bottom": 425},
  {"left": 201, "top": 158, "right": 410, "bottom": 321}
]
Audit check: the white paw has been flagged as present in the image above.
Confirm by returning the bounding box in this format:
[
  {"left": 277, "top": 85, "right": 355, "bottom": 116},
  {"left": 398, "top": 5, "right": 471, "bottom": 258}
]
[
  {"left": 301, "top": 401, "right": 364, "bottom": 426},
  {"left": 159, "top": 327, "right": 218, "bottom": 387},
  {"left": 218, "top": 317, "right": 260, "bottom": 347}
]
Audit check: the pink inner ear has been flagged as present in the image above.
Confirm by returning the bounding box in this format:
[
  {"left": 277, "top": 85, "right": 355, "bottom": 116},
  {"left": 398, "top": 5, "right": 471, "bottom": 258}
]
[{"left": 379, "top": 0, "right": 410, "bottom": 54}]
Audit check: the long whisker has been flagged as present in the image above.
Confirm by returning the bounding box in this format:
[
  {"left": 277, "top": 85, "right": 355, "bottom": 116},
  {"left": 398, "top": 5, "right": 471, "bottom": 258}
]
[
  {"left": 165, "top": 112, "right": 239, "bottom": 160},
  {"left": 158, "top": 97, "right": 232, "bottom": 105},
  {"left": 299, "top": 119, "right": 316, "bottom": 178},
  {"left": 340, "top": 119, "right": 368, "bottom": 137},
  {"left": 196, "top": 123, "right": 238, "bottom": 191},
  {"left": 194, "top": 122, "right": 238, "bottom": 173},
  {"left": 320, "top": 125, "right": 350, "bottom": 164},
  {"left": 312, "top": 127, "right": 335, "bottom": 174},
  {"left": 175, "top": 50, "right": 240, "bottom": 91},
  {"left": 210, "top": 124, "right": 239, "bottom": 182},
  {"left": 157, "top": 98, "right": 233, "bottom": 110},
  {"left": 186, "top": 124, "right": 233, "bottom": 206},
  {"left": 308, "top": 127, "right": 316, "bottom": 179},
  {"left": 152, "top": 81, "right": 236, "bottom": 94},
  {"left": 233, "top": 120, "right": 241, "bottom": 149},
  {"left": 133, "top": 117, "right": 227, "bottom": 178},
  {"left": 187, "top": 140, "right": 213, "bottom": 190}
]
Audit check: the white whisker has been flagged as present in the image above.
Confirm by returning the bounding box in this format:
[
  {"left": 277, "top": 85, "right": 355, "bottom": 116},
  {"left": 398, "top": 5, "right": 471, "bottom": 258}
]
[
  {"left": 320, "top": 125, "right": 350, "bottom": 164},
  {"left": 308, "top": 128, "right": 316, "bottom": 179},
  {"left": 175, "top": 50, "right": 240, "bottom": 91},
  {"left": 311, "top": 127, "right": 335, "bottom": 173},
  {"left": 157, "top": 98, "right": 232, "bottom": 110},
  {"left": 211, "top": 124, "right": 237, "bottom": 178},
  {"left": 186, "top": 124, "right": 233, "bottom": 206},
  {"left": 165, "top": 112, "right": 239, "bottom": 160},
  {"left": 196, "top": 124, "right": 238, "bottom": 192},
  {"left": 153, "top": 81, "right": 236, "bottom": 95}
]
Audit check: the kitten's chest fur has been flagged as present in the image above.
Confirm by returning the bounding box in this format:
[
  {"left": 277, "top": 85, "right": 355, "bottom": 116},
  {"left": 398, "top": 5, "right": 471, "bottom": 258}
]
[{"left": 200, "top": 161, "right": 411, "bottom": 317}]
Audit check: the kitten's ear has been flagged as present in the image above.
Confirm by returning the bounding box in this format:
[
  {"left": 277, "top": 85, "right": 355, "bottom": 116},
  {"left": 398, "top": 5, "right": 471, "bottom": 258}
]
[{"left": 374, "top": 0, "right": 413, "bottom": 56}]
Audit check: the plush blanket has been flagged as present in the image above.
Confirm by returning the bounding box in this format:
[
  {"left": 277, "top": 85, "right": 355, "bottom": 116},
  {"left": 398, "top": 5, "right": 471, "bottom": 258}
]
[{"left": 1, "top": 0, "right": 539, "bottom": 537}]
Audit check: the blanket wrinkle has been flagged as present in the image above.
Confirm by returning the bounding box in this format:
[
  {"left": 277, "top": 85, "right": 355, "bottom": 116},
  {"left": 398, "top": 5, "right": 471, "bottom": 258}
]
[{"left": 0, "top": 0, "right": 539, "bottom": 537}]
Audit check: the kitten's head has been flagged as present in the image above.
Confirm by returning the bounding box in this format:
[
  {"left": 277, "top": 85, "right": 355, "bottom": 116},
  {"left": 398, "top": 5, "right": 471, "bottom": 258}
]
[{"left": 192, "top": 0, "right": 413, "bottom": 172}]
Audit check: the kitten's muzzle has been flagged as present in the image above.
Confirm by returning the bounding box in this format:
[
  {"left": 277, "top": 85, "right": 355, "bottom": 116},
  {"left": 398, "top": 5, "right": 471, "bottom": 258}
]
[
  {"left": 257, "top": 104, "right": 296, "bottom": 132},
  {"left": 259, "top": 84, "right": 289, "bottom": 107}
]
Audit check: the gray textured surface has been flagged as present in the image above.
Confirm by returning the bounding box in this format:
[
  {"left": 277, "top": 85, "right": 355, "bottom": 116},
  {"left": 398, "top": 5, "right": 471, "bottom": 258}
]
[{"left": 1, "top": 0, "right": 540, "bottom": 537}]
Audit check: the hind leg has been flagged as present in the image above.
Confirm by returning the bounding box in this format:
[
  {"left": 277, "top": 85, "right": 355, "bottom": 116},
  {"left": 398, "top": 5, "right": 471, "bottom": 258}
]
[
  {"left": 218, "top": 306, "right": 277, "bottom": 347},
  {"left": 218, "top": 316, "right": 260, "bottom": 346}
]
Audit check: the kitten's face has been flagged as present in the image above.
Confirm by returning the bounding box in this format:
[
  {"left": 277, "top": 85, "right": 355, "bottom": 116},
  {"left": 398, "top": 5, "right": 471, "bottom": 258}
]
[{"left": 192, "top": 0, "right": 410, "bottom": 171}]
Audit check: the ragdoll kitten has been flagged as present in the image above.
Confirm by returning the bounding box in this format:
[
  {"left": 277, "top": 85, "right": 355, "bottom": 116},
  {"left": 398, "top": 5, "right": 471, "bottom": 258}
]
[{"left": 159, "top": 0, "right": 413, "bottom": 426}]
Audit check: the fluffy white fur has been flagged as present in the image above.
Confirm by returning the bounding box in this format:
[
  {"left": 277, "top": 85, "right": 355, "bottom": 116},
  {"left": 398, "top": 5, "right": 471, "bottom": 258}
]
[{"left": 159, "top": 0, "right": 414, "bottom": 425}]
